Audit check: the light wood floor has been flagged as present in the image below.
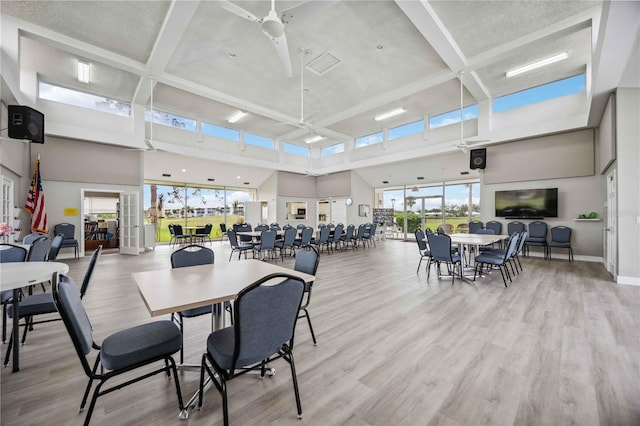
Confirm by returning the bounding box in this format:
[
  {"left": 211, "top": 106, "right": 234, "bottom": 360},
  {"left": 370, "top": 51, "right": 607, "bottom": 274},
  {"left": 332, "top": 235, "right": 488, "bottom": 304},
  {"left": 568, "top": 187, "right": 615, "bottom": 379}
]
[{"left": 1, "top": 240, "right": 639, "bottom": 425}]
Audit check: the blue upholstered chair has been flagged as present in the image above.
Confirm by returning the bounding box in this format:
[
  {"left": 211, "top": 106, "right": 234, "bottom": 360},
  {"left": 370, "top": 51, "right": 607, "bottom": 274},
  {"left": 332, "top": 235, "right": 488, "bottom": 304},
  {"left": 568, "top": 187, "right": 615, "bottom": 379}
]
[
  {"left": 414, "top": 230, "right": 432, "bottom": 275},
  {"left": 548, "top": 226, "right": 573, "bottom": 261},
  {"left": 427, "top": 233, "right": 462, "bottom": 284},
  {"left": 468, "top": 221, "right": 483, "bottom": 234},
  {"left": 227, "top": 230, "right": 253, "bottom": 261},
  {"left": 1, "top": 244, "right": 29, "bottom": 343},
  {"left": 525, "top": 221, "right": 548, "bottom": 258},
  {"left": 198, "top": 273, "right": 305, "bottom": 425},
  {"left": 53, "top": 273, "right": 184, "bottom": 425},
  {"left": 474, "top": 232, "right": 519, "bottom": 287},
  {"left": 53, "top": 223, "right": 79, "bottom": 259},
  {"left": 294, "top": 246, "right": 320, "bottom": 345}
]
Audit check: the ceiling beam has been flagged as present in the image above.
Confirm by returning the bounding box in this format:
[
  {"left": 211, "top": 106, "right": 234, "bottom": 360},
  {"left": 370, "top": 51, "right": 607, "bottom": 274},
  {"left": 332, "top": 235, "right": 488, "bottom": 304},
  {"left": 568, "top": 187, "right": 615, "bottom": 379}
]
[{"left": 131, "top": 0, "right": 202, "bottom": 106}]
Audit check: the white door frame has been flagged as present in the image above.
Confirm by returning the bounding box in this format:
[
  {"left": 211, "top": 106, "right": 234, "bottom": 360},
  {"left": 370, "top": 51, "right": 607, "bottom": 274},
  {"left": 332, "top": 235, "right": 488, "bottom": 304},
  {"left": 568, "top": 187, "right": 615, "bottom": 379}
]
[
  {"left": 80, "top": 188, "right": 122, "bottom": 255},
  {"left": 605, "top": 169, "right": 617, "bottom": 278},
  {"left": 119, "top": 191, "right": 140, "bottom": 255}
]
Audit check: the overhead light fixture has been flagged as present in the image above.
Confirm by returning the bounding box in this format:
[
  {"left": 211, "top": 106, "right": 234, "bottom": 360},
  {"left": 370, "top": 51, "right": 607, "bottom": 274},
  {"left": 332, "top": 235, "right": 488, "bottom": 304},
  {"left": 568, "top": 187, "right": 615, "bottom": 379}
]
[
  {"left": 162, "top": 173, "right": 171, "bottom": 177},
  {"left": 207, "top": 178, "right": 215, "bottom": 182},
  {"left": 505, "top": 52, "right": 569, "bottom": 77},
  {"left": 304, "top": 135, "right": 324, "bottom": 144},
  {"left": 374, "top": 108, "right": 406, "bottom": 121},
  {"left": 77, "top": 60, "right": 90, "bottom": 83},
  {"left": 227, "top": 111, "right": 247, "bottom": 123}
]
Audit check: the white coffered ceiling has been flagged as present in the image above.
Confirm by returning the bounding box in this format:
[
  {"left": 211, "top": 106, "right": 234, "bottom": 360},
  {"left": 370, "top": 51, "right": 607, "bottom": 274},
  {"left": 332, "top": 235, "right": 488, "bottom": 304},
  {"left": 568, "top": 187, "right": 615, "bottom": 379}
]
[{"left": 2, "top": 0, "right": 638, "bottom": 187}]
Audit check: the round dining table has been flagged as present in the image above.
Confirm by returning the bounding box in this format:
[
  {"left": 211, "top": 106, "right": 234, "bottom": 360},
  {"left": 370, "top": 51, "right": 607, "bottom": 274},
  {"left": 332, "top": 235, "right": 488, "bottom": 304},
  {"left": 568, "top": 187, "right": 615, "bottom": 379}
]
[{"left": 1, "top": 261, "right": 69, "bottom": 372}]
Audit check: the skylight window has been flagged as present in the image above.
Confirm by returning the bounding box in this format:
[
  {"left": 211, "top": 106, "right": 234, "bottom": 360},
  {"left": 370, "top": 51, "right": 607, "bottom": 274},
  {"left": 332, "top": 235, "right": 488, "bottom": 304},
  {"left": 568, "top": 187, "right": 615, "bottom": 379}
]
[
  {"left": 244, "top": 132, "right": 273, "bottom": 149},
  {"left": 493, "top": 74, "right": 585, "bottom": 113},
  {"left": 39, "top": 82, "right": 131, "bottom": 117},
  {"left": 145, "top": 109, "right": 196, "bottom": 132},
  {"left": 388, "top": 120, "right": 424, "bottom": 140},
  {"left": 321, "top": 143, "right": 344, "bottom": 157},
  {"left": 429, "top": 105, "right": 478, "bottom": 130},
  {"left": 202, "top": 122, "right": 240, "bottom": 141},
  {"left": 283, "top": 143, "right": 309, "bottom": 157},
  {"left": 355, "top": 132, "right": 383, "bottom": 148}
]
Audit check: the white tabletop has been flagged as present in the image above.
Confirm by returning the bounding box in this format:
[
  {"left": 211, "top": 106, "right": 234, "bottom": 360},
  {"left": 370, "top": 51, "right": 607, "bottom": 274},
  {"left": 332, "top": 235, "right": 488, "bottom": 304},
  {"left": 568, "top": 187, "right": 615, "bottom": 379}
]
[
  {"left": 132, "top": 259, "right": 315, "bottom": 317},
  {"left": 448, "top": 233, "right": 506, "bottom": 245},
  {"left": 1, "top": 261, "right": 69, "bottom": 291}
]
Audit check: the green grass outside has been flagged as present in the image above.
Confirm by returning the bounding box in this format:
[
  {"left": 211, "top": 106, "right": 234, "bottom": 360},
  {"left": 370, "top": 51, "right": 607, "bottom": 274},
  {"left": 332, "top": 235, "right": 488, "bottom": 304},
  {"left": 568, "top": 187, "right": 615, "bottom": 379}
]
[{"left": 148, "top": 215, "right": 241, "bottom": 243}]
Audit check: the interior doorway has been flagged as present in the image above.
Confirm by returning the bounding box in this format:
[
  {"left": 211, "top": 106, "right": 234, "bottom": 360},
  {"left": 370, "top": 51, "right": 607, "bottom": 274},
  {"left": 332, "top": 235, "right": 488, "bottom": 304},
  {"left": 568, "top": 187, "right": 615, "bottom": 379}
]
[
  {"left": 82, "top": 190, "right": 121, "bottom": 255},
  {"left": 605, "top": 169, "right": 617, "bottom": 278}
]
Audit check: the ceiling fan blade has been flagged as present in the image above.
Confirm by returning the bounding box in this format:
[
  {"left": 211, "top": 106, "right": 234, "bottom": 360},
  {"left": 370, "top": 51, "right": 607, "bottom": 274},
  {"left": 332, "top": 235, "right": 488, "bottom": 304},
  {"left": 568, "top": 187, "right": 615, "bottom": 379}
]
[
  {"left": 217, "top": 0, "right": 261, "bottom": 22},
  {"left": 270, "top": 33, "right": 293, "bottom": 78}
]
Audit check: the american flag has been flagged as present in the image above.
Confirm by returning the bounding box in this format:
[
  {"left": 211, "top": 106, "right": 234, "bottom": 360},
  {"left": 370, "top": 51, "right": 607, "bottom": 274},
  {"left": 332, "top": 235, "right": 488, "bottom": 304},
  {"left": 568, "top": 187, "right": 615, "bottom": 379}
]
[{"left": 25, "top": 159, "right": 48, "bottom": 233}]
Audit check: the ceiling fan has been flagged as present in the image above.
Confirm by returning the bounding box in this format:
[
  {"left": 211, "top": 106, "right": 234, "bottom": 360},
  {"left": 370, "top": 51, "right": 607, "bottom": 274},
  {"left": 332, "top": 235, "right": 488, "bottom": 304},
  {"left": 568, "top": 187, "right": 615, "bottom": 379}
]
[
  {"left": 455, "top": 71, "right": 489, "bottom": 153},
  {"left": 279, "top": 48, "right": 318, "bottom": 133},
  {"left": 217, "top": 0, "right": 293, "bottom": 77}
]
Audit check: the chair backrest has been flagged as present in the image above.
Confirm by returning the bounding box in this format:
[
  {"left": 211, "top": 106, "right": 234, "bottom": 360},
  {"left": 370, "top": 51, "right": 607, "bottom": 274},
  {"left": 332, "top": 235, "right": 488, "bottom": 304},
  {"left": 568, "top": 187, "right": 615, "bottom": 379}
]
[
  {"left": 227, "top": 229, "right": 240, "bottom": 248},
  {"left": 23, "top": 232, "right": 46, "bottom": 245},
  {"left": 220, "top": 223, "right": 227, "bottom": 233},
  {"left": 171, "top": 244, "right": 214, "bottom": 268},
  {"left": 476, "top": 228, "right": 496, "bottom": 235},
  {"left": 168, "top": 224, "right": 175, "bottom": 236},
  {"left": 528, "top": 221, "right": 547, "bottom": 238},
  {"left": 415, "top": 230, "right": 428, "bottom": 252},
  {"left": 331, "top": 224, "right": 344, "bottom": 242},
  {"left": 427, "top": 233, "right": 453, "bottom": 262},
  {"left": 318, "top": 223, "right": 326, "bottom": 229},
  {"left": 317, "top": 226, "right": 330, "bottom": 243},
  {"left": 255, "top": 224, "right": 269, "bottom": 232},
  {"left": 270, "top": 222, "right": 281, "bottom": 231},
  {"left": 53, "top": 223, "right": 76, "bottom": 240},
  {"left": 296, "top": 224, "right": 306, "bottom": 230},
  {"left": 299, "top": 227, "right": 313, "bottom": 245},
  {"left": 282, "top": 227, "right": 297, "bottom": 246},
  {"left": 231, "top": 274, "right": 305, "bottom": 371},
  {"left": 515, "top": 231, "right": 528, "bottom": 256},
  {"left": 0, "top": 244, "right": 28, "bottom": 263},
  {"left": 327, "top": 223, "right": 335, "bottom": 229},
  {"left": 485, "top": 221, "right": 502, "bottom": 235},
  {"left": 80, "top": 245, "right": 102, "bottom": 298},
  {"left": 507, "top": 221, "right": 526, "bottom": 235},
  {"left": 355, "top": 224, "right": 367, "bottom": 239},
  {"left": 343, "top": 224, "right": 355, "bottom": 240},
  {"left": 283, "top": 224, "right": 293, "bottom": 230},
  {"left": 195, "top": 226, "right": 208, "bottom": 236},
  {"left": 369, "top": 223, "right": 377, "bottom": 238},
  {"left": 259, "top": 229, "right": 277, "bottom": 249},
  {"left": 173, "top": 224, "right": 185, "bottom": 236},
  {"left": 550, "top": 226, "right": 572, "bottom": 243},
  {"left": 294, "top": 246, "right": 320, "bottom": 276},
  {"left": 27, "top": 235, "right": 52, "bottom": 261},
  {"left": 48, "top": 234, "right": 64, "bottom": 261},
  {"left": 205, "top": 223, "right": 213, "bottom": 234},
  {"left": 503, "top": 232, "right": 520, "bottom": 260},
  {"left": 468, "top": 221, "right": 483, "bottom": 234},
  {"left": 53, "top": 274, "right": 95, "bottom": 376}
]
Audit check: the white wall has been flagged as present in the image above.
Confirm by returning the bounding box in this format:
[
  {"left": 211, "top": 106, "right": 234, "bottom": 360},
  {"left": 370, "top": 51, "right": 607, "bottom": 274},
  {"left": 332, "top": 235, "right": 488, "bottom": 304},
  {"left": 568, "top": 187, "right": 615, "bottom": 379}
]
[
  {"left": 615, "top": 88, "right": 640, "bottom": 284},
  {"left": 349, "top": 171, "right": 374, "bottom": 226}
]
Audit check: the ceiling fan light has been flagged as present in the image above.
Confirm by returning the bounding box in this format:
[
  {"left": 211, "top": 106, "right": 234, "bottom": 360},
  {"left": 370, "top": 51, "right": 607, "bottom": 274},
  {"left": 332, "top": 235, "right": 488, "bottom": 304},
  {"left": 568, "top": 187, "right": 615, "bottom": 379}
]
[
  {"left": 77, "top": 60, "right": 90, "bottom": 83},
  {"left": 506, "top": 52, "right": 568, "bottom": 77},
  {"left": 374, "top": 108, "right": 406, "bottom": 121},
  {"left": 261, "top": 11, "right": 284, "bottom": 38}
]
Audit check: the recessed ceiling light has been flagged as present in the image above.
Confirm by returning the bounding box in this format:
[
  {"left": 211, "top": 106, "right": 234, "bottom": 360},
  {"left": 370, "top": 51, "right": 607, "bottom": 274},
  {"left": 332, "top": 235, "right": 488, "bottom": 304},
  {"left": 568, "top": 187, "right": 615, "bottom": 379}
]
[
  {"left": 162, "top": 173, "right": 171, "bottom": 177},
  {"left": 237, "top": 175, "right": 241, "bottom": 179},
  {"left": 382, "top": 180, "right": 389, "bottom": 184},
  {"left": 181, "top": 169, "right": 187, "bottom": 173},
  {"left": 207, "top": 178, "right": 215, "bottom": 182},
  {"left": 506, "top": 52, "right": 569, "bottom": 77},
  {"left": 227, "top": 111, "right": 247, "bottom": 123},
  {"left": 304, "top": 135, "right": 324, "bottom": 144},
  {"left": 374, "top": 108, "right": 406, "bottom": 121},
  {"left": 77, "top": 60, "right": 90, "bottom": 83}
]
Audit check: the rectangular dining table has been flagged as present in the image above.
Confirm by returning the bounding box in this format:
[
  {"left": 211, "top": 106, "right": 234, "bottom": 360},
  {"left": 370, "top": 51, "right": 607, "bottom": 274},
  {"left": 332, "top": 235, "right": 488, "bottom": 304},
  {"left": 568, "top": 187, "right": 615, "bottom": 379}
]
[
  {"left": 132, "top": 259, "right": 315, "bottom": 419},
  {"left": 425, "top": 233, "right": 507, "bottom": 279}
]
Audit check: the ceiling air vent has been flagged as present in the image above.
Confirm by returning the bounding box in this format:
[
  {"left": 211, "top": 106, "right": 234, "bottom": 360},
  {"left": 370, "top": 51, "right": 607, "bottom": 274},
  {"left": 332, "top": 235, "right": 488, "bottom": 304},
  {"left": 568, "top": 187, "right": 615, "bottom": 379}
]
[{"left": 306, "top": 51, "right": 343, "bottom": 76}]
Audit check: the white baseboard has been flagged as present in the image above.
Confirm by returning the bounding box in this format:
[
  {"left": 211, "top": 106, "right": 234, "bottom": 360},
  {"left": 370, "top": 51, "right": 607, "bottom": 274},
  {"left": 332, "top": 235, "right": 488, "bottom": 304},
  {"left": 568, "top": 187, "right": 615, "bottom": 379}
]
[
  {"left": 617, "top": 276, "right": 640, "bottom": 286},
  {"left": 524, "top": 252, "right": 602, "bottom": 263}
]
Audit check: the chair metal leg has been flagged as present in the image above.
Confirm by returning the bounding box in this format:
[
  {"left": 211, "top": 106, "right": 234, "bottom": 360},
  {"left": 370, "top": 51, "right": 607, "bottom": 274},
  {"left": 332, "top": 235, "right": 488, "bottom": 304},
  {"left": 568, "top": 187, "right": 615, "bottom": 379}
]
[
  {"left": 286, "top": 349, "right": 303, "bottom": 419},
  {"left": 302, "top": 308, "right": 316, "bottom": 345}
]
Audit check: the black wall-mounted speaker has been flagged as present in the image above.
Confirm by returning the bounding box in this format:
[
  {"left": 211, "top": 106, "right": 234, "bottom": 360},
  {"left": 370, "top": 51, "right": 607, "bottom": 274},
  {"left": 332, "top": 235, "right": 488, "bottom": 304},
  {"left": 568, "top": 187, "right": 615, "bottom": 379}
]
[
  {"left": 470, "top": 148, "right": 486, "bottom": 170},
  {"left": 8, "top": 105, "right": 45, "bottom": 144}
]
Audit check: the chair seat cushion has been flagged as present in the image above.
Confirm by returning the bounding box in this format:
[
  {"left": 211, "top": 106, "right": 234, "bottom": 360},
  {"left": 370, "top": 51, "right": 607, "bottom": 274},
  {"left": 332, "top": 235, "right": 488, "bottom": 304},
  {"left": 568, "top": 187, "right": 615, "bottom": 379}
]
[
  {"left": 548, "top": 242, "right": 571, "bottom": 248},
  {"left": 526, "top": 237, "right": 546, "bottom": 244},
  {"left": 1, "top": 290, "right": 13, "bottom": 304},
  {"left": 60, "top": 240, "right": 78, "bottom": 247},
  {"left": 8, "top": 293, "right": 56, "bottom": 318},
  {"left": 475, "top": 254, "right": 506, "bottom": 265},
  {"left": 100, "top": 320, "right": 181, "bottom": 371}
]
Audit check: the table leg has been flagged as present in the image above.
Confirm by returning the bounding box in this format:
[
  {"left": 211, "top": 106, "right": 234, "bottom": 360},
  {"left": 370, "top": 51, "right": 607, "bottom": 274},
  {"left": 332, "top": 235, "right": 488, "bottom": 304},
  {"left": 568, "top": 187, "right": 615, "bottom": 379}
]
[{"left": 11, "top": 288, "right": 19, "bottom": 372}]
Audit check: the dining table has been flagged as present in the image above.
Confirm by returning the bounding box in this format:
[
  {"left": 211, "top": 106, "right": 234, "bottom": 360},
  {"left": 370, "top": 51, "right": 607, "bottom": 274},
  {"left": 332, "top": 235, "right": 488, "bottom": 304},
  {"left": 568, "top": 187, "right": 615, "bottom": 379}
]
[
  {"left": 0, "top": 261, "right": 69, "bottom": 372},
  {"left": 425, "top": 233, "right": 507, "bottom": 279},
  {"left": 131, "top": 259, "right": 315, "bottom": 419}
]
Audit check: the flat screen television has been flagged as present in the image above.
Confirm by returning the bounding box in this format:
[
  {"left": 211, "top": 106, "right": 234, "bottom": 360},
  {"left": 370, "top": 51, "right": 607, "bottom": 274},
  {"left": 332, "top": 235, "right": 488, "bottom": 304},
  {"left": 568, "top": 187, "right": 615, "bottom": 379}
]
[{"left": 495, "top": 188, "right": 558, "bottom": 218}]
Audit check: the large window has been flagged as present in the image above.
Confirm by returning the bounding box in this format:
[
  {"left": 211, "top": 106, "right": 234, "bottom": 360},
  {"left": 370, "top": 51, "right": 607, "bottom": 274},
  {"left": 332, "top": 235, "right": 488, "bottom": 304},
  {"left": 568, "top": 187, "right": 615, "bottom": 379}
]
[
  {"left": 144, "top": 182, "right": 255, "bottom": 243},
  {"left": 355, "top": 131, "right": 384, "bottom": 148},
  {"left": 493, "top": 74, "right": 585, "bottom": 113},
  {"left": 145, "top": 109, "right": 196, "bottom": 132},
  {"left": 429, "top": 105, "right": 478, "bottom": 130},
  {"left": 321, "top": 143, "right": 344, "bottom": 157},
  {"left": 244, "top": 132, "right": 273, "bottom": 149},
  {"left": 201, "top": 122, "right": 240, "bottom": 141},
  {"left": 283, "top": 143, "right": 309, "bottom": 157},
  {"left": 388, "top": 120, "right": 424, "bottom": 140},
  {"left": 39, "top": 82, "right": 131, "bottom": 116}
]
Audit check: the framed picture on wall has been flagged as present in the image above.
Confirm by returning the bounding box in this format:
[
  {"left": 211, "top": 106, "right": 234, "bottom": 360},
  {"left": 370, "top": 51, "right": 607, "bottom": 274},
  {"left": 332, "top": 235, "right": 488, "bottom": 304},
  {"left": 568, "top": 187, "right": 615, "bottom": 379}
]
[{"left": 358, "top": 204, "right": 370, "bottom": 217}]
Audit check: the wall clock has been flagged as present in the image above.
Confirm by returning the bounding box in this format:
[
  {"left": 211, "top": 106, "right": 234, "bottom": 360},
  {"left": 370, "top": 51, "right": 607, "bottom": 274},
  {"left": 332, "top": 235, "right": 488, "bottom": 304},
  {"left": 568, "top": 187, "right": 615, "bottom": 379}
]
[{"left": 346, "top": 197, "right": 353, "bottom": 206}]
